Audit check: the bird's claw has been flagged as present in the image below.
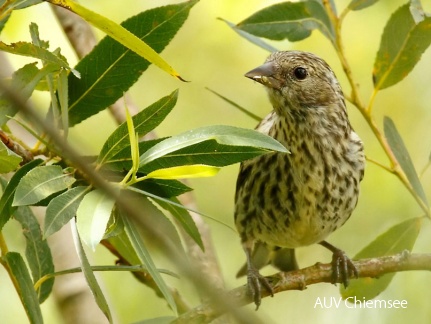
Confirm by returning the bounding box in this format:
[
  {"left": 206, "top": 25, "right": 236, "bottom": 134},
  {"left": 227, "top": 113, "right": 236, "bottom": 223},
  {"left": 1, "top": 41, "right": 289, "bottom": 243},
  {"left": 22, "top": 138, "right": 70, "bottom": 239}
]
[
  {"left": 330, "top": 248, "right": 358, "bottom": 288},
  {"left": 247, "top": 267, "right": 273, "bottom": 310}
]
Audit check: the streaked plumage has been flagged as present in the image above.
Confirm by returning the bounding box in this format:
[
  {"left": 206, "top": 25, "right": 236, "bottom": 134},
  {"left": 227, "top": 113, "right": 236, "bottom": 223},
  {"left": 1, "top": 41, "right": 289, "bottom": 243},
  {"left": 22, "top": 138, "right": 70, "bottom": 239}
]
[{"left": 235, "top": 51, "right": 365, "bottom": 308}]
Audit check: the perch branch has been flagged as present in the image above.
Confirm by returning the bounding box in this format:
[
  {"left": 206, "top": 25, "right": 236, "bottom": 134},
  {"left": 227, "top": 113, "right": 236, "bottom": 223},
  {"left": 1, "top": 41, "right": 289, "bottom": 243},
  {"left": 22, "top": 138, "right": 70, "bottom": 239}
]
[{"left": 173, "top": 252, "right": 431, "bottom": 323}]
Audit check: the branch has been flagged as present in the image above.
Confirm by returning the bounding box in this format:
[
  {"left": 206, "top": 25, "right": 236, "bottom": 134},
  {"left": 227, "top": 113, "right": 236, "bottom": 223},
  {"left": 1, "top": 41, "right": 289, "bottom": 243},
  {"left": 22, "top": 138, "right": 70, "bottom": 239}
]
[{"left": 173, "top": 252, "right": 431, "bottom": 323}]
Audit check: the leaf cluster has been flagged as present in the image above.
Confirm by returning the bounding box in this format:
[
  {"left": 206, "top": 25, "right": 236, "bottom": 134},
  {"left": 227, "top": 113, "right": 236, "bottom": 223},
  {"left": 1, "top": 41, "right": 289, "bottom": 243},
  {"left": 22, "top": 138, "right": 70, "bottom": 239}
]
[{"left": 0, "top": 0, "right": 287, "bottom": 322}]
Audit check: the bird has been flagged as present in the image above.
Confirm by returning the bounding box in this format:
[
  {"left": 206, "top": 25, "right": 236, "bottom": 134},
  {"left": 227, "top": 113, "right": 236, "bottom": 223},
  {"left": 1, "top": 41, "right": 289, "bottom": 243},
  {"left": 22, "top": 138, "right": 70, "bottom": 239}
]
[{"left": 234, "top": 50, "right": 365, "bottom": 309}]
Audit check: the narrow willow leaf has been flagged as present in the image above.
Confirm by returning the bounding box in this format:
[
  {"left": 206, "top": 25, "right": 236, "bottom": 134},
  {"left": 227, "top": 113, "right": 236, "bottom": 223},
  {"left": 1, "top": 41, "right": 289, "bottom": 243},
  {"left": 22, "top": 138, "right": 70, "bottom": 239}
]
[
  {"left": 219, "top": 18, "right": 278, "bottom": 53},
  {"left": 0, "top": 41, "right": 75, "bottom": 74},
  {"left": 101, "top": 139, "right": 164, "bottom": 172},
  {"left": 67, "top": 1, "right": 197, "bottom": 126},
  {"left": 98, "top": 91, "right": 178, "bottom": 165},
  {"left": 0, "top": 140, "right": 22, "bottom": 173},
  {"left": 206, "top": 87, "right": 262, "bottom": 122},
  {"left": 146, "top": 165, "right": 220, "bottom": 180},
  {"left": 71, "top": 222, "right": 112, "bottom": 323},
  {"left": 47, "top": 0, "right": 184, "bottom": 80},
  {"left": 0, "top": 62, "right": 60, "bottom": 125},
  {"left": 0, "top": 159, "right": 43, "bottom": 230},
  {"left": 236, "top": 0, "right": 335, "bottom": 44},
  {"left": 155, "top": 197, "right": 203, "bottom": 250},
  {"left": 45, "top": 186, "right": 89, "bottom": 237},
  {"left": 58, "top": 68, "right": 69, "bottom": 138},
  {"left": 107, "top": 197, "right": 186, "bottom": 265},
  {"left": 125, "top": 104, "right": 139, "bottom": 173},
  {"left": 341, "top": 217, "right": 421, "bottom": 300},
  {"left": 14, "top": 206, "right": 55, "bottom": 303},
  {"left": 123, "top": 214, "right": 177, "bottom": 315},
  {"left": 132, "top": 178, "right": 192, "bottom": 198},
  {"left": 12, "top": 165, "right": 76, "bottom": 206},
  {"left": 139, "top": 125, "right": 288, "bottom": 168},
  {"left": 3, "top": 252, "right": 43, "bottom": 323},
  {"left": 348, "top": 0, "right": 381, "bottom": 11},
  {"left": 384, "top": 117, "right": 428, "bottom": 207},
  {"left": 373, "top": 3, "right": 431, "bottom": 90},
  {"left": 76, "top": 189, "right": 116, "bottom": 250}
]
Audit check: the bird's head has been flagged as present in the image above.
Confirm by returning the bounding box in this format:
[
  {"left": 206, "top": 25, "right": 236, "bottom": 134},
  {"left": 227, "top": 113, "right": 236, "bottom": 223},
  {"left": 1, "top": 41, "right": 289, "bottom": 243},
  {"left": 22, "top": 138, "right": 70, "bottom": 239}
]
[{"left": 245, "top": 51, "right": 346, "bottom": 118}]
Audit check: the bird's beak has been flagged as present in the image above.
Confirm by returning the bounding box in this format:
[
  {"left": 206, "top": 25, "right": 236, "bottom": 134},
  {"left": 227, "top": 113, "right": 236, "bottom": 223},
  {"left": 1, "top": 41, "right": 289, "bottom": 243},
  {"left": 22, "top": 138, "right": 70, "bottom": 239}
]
[{"left": 245, "top": 62, "right": 283, "bottom": 90}]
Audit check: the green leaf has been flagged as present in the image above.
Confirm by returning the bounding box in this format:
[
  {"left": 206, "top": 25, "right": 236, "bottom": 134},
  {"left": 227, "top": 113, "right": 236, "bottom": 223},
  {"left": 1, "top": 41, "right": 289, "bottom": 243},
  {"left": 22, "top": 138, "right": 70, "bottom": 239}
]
[
  {"left": 0, "top": 140, "right": 22, "bottom": 173},
  {"left": 47, "top": 0, "right": 184, "bottom": 80},
  {"left": 139, "top": 125, "right": 288, "bottom": 170},
  {"left": 236, "top": 0, "right": 335, "bottom": 44},
  {"left": 14, "top": 206, "right": 55, "bottom": 303},
  {"left": 45, "top": 186, "right": 90, "bottom": 237},
  {"left": 68, "top": 1, "right": 197, "bottom": 126},
  {"left": 0, "top": 41, "right": 76, "bottom": 75},
  {"left": 76, "top": 189, "right": 116, "bottom": 250},
  {"left": 125, "top": 104, "right": 139, "bottom": 173},
  {"left": 58, "top": 68, "right": 69, "bottom": 138},
  {"left": 0, "top": 62, "right": 60, "bottom": 125},
  {"left": 98, "top": 91, "right": 178, "bottom": 165},
  {"left": 107, "top": 197, "right": 186, "bottom": 265},
  {"left": 341, "top": 217, "right": 421, "bottom": 300},
  {"left": 71, "top": 222, "right": 112, "bottom": 323},
  {"left": 122, "top": 214, "right": 177, "bottom": 315},
  {"left": 101, "top": 138, "right": 164, "bottom": 172},
  {"left": 206, "top": 87, "right": 262, "bottom": 122},
  {"left": 2, "top": 252, "right": 43, "bottom": 324},
  {"left": 348, "top": 0, "right": 381, "bottom": 11},
  {"left": 12, "top": 165, "right": 76, "bottom": 206},
  {"left": 384, "top": 116, "right": 428, "bottom": 207},
  {"left": 146, "top": 165, "right": 220, "bottom": 180},
  {"left": 0, "top": 159, "right": 43, "bottom": 230},
  {"left": 373, "top": 3, "right": 431, "bottom": 90},
  {"left": 219, "top": 18, "right": 278, "bottom": 53},
  {"left": 132, "top": 178, "right": 192, "bottom": 198},
  {"left": 155, "top": 197, "right": 203, "bottom": 250}
]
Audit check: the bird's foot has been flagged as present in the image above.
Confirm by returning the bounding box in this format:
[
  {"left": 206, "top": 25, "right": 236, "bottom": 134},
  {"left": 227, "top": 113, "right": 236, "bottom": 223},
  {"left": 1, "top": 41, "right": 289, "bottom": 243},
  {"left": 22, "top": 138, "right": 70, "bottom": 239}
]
[
  {"left": 329, "top": 248, "right": 358, "bottom": 287},
  {"left": 320, "top": 241, "right": 358, "bottom": 288},
  {"left": 247, "top": 267, "right": 273, "bottom": 310}
]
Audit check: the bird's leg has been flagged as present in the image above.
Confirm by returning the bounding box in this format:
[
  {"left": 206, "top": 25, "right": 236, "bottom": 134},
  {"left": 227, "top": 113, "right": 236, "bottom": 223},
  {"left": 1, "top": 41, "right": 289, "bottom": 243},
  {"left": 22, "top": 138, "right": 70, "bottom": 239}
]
[
  {"left": 244, "top": 246, "right": 273, "bottom": 310},
  {"left": 319, "top": 241, "right": 358, "bottom": 288}
]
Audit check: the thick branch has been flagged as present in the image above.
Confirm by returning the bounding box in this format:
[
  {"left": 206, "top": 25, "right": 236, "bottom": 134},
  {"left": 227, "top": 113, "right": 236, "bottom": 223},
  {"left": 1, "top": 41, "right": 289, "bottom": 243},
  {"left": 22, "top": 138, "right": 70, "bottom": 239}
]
[{"left": 174, "top": 252, "right": 431, "bottom": 323}]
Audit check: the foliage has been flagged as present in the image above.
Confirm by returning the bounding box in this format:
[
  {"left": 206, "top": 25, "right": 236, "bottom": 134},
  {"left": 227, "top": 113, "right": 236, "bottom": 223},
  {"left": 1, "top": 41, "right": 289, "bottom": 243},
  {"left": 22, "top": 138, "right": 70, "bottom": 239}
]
[
  {"left": 0, "top": 0, "right": 430, "bottom": 323},
  {"left": 0, "top": 0, "right": 287, "bottom": 322}
]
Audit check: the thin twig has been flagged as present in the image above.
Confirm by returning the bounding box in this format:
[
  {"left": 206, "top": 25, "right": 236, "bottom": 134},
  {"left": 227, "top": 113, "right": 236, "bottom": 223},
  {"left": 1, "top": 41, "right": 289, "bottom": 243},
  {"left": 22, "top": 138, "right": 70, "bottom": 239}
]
[{"left": 322, "top": 2, "right": 430, "bottom": 217}]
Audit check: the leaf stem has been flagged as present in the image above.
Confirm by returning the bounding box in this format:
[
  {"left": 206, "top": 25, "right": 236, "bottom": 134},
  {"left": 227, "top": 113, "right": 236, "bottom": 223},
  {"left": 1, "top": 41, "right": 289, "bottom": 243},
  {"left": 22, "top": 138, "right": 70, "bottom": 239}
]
[
  {"left": 325, "top": 2, "right": 430, "bottom": 217},
  {"left": 322, "top": 0, "right": 363, "bottom": 108},
  {"left": 34, "top": 264, "right": 178, "bottom": 292},
  {"left": 365, "top": 156, "right": 393, "bottom": 173}
]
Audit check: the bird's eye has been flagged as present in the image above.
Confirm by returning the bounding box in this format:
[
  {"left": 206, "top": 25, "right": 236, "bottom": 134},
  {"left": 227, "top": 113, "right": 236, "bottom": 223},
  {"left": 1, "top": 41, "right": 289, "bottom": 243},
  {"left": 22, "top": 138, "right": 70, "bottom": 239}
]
[{"left": 293, "top": 67, "right": 307, "bottom": 80}]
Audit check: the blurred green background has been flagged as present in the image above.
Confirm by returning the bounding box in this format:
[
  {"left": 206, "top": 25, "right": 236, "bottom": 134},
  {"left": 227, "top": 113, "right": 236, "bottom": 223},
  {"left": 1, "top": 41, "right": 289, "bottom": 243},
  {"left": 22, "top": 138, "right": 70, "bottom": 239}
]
[{"left": 1, "top": 0, "right": 431, "bottom": 323}]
